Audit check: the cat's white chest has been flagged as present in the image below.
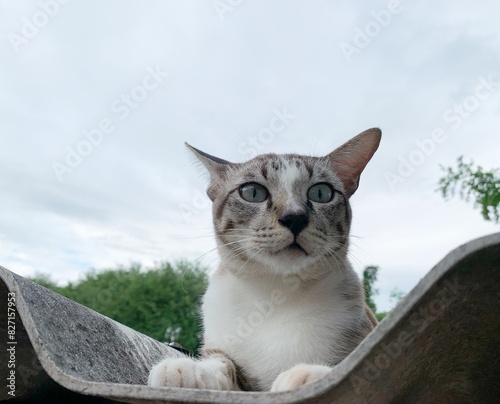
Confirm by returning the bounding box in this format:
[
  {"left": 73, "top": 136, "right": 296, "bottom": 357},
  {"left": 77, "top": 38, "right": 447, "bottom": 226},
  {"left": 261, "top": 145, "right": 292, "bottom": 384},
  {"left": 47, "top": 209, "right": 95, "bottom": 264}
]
[{"left": 202, "top": 271, "right": 347, "bottom": 389}]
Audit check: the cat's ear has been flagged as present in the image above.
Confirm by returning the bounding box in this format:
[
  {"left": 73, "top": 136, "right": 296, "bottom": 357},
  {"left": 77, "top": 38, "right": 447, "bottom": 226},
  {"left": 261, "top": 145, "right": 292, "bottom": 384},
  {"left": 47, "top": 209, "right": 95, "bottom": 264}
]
[
  {"left": 185, "top": 143, "right": 232, "bottom": 201},
  {"left": 327, "top": 128, "right": 381, "bottom": 198}
]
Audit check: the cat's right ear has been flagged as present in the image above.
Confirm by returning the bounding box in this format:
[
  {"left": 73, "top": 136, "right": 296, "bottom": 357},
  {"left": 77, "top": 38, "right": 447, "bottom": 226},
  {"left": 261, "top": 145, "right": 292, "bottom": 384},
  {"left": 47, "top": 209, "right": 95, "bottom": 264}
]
[
  {"left": 327, "top": 128, "right": 381, "bottom": 198},
  {"left": 185, "top": 143, "right": 231, "bottom": 201}
]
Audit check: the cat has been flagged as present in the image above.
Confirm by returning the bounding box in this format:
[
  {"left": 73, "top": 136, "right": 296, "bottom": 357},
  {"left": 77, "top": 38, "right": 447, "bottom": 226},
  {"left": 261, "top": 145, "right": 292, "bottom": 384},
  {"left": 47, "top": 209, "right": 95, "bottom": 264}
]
[{"left": 148, "top": 128, "right": 381, "bottom": 392}]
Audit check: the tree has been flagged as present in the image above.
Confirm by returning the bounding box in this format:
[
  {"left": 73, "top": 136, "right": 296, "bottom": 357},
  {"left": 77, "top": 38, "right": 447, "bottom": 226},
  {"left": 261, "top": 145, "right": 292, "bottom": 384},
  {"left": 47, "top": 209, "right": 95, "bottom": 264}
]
[
  {"left": 29, "top": 272, "right": 62, "bottom": 291},
  {"left": 29, "top": 261, "right": 208, "bottom": 352},
  {"left": 438, "top": 156, "right": 500, "bottom": 223},
  {"left": 362, "top": 265, "right": 379, "bottom": 314},
  {"left": 362, "top": 266, "right": 407, "bottom": 321},
  {"left": 389, "top": 288, "right": 405, "bottom": 305},
  {"left": 31, "top": 260, "right": 403, "bottom": 346}
]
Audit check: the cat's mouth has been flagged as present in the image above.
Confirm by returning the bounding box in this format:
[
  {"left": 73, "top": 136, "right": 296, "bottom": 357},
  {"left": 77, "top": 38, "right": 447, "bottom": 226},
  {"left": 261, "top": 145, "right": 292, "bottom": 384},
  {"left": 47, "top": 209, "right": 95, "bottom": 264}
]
[{"left": 284, "top": 241, "right": 308, "bottom": 255}]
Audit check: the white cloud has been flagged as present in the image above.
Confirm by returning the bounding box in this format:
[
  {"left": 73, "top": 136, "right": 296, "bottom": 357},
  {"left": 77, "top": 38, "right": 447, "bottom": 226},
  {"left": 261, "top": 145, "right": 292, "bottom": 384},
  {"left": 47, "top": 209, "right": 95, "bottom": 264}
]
[{"left": 0, "top": 0, "right": 499, "bottom": 312}]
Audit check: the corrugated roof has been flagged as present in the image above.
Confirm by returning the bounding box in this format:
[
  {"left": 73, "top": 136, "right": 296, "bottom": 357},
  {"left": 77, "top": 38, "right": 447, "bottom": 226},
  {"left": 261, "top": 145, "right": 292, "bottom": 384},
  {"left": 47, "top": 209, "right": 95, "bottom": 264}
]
[{"left": 1, "top": 233, "right": 499, "bottom": 403}]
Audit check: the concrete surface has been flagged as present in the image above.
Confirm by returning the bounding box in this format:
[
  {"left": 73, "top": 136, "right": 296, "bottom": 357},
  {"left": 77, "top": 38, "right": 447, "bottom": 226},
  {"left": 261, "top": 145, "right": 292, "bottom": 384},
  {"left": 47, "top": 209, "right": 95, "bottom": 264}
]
[{"left": 1, "top": 232, "right": 499, "bottom": 403}]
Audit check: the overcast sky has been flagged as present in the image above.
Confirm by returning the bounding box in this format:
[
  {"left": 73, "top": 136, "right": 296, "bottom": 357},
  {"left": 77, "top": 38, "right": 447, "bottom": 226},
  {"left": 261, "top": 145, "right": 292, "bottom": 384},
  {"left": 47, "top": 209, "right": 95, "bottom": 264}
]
[{"left": 1, "top": 1, "right": 499, "bottom": 311}]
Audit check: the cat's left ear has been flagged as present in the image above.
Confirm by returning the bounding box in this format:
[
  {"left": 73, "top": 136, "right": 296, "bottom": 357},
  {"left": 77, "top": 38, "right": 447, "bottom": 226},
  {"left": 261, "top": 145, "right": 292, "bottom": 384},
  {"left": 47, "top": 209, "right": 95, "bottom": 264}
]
[
  {"left": 185, "top": 143, "right": 232, "bottom": 201},
  {"left": 327, "top": 128, "right": 381, "bottom": 198}
]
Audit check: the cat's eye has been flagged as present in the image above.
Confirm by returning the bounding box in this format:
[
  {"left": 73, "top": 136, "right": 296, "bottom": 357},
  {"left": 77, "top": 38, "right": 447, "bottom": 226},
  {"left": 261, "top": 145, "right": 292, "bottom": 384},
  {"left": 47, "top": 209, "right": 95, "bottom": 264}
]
[
  {"left": 239, "top": 183, "right": 268, "bottom": 203},
  {"left": 307, "top": 183, "right": 334, "bottom": 203}
]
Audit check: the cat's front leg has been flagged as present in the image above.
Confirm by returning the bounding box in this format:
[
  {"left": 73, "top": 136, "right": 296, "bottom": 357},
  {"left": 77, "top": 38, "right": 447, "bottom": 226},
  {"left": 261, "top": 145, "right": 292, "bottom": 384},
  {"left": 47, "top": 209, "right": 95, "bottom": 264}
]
[
  {"left": 271, "top": 364, "right": 332, "bottom": 392},
  {"left": 148, "top": 349, "right": 239, "bottom": 390}
]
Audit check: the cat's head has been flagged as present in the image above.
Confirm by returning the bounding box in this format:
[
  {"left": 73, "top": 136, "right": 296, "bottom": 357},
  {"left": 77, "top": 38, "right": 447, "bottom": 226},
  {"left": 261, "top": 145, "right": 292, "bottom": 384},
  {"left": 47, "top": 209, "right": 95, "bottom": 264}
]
[{"left": 188, "top": 128, "right": 381, "bottom": 277}]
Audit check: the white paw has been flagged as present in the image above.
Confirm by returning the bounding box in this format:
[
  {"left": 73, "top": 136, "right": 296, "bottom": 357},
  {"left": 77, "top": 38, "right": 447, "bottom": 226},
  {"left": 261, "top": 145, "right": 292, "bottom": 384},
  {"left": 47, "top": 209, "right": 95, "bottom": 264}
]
[
  {"left": 148, "top": 357, "right": 232, "bottom": 390},
  {"left": 271, "top": 364, "right": 331, "bottom": 392}
]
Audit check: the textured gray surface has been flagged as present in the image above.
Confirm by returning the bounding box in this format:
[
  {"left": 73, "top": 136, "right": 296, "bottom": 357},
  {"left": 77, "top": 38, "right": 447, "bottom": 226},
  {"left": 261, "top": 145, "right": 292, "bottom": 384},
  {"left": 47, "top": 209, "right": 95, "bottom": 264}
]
[{"left": 1, "top": 233, "right": 499, "bottom": 403}]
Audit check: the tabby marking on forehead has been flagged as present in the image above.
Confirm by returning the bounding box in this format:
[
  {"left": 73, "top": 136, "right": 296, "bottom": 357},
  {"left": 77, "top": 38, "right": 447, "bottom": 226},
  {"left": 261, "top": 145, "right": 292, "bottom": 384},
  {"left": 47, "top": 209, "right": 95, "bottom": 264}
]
[{"left": 261, "top": 165, "right": 268, "bottom": 179}]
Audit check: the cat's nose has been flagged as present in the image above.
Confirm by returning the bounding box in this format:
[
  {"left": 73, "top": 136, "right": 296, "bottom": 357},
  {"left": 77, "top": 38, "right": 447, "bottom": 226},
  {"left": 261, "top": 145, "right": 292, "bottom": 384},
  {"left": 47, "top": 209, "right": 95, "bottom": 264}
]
[{"left": 279, "top": 213, "right": 309, "bottom": 236}]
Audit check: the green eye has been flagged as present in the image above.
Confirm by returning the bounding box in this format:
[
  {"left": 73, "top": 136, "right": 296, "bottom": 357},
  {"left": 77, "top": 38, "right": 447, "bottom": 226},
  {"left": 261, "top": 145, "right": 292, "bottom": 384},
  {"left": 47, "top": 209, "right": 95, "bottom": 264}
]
[
  {"left": 239, "top": 183, "right": 268, "bottom": 203},
  {"left": 307, "top": 183, "right": 334, "bottom": 203}
]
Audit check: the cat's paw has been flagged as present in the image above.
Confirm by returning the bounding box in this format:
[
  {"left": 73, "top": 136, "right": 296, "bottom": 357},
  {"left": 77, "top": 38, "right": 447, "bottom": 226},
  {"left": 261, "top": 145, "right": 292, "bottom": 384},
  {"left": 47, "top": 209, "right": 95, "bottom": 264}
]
[
  {"left": 271, "top": 364, "right": 331, "bottom": 392},
  {"left": 148, "top": 357, "right": 232, "bottom": 390}
]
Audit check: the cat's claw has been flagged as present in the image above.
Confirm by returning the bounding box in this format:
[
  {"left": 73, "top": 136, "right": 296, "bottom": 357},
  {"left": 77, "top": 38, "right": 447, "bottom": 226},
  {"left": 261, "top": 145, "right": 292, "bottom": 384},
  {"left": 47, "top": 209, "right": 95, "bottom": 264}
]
[
  {"left": 148, "top": 357, "right": 232, "bottom": 390},
  {"left": 271, "top": 364, "right": 332, "bottom": 392}
]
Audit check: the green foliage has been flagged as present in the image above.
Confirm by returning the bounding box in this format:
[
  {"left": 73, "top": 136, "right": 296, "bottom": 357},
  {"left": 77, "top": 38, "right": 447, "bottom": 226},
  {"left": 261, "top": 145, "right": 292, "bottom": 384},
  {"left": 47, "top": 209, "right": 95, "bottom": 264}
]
[
  {"left": 438, "top": 156, "right": 500, "bottom": 223},
  {"left": 390, "top": 287, "right": 405, "bottom": 304},
  {"left": 362, "top": 266, "right": 406, "bottom": 321},
  {"left": 362, "top": 265, "right": 379, "bottom": 313},
  {"left": 29, "top": 272, "right": 61, "bottom": 291},
  {"left": 376, "top": 288, "right": 406, "bottom": 321},
  {"left": 29, "top": 261, "right": 208, "bottom": 352},
  {"left": 31, "top": 260, "right": 403, "bottom": 347}
]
